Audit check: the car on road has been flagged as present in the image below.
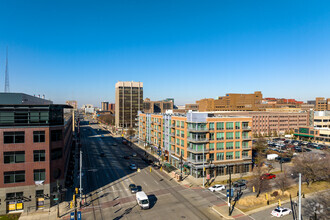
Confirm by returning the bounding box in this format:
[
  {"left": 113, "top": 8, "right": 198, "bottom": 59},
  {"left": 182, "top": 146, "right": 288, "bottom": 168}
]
[
  {"left": 236, "top": 179, "right": 248, "bottom": 185},
  {"left": 136, "top": 191, "right": 149, "bottom": 209},
  {"left": 271, "top": 207, "right": 291, "bottom": 217},
  {"left": 124, "top": 156, "right": 130, "bottom": 159},
  {"left": 232, "top": 182, "right": 247, "bottom": 190},
  {"left": 129, "top": 164, "right": 137, "bottom": 170},
  {"left": 129, "top": 184, "right": 139, "bottom": 193},
  {"left": 208, "top": 184, "right": 226, "bottom": 192},
  {"left": 261, "top": 173, "right": 276, "bottom": 180},
  {"left": 132, "top": 153, "right": 137, "bottom": 157}
]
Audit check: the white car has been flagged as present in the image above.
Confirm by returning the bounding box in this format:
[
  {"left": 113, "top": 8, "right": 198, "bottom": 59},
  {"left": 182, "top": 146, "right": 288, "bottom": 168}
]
[
  {"left": 129, "top": 164, "right": 137, "bottom": 170},
  {"left": 208, "top": 184, "right": 226, "bottom": 192},
  {"left": 132, "top": 153, "right": 137, "bottom": 157},
  {"left": 271, "top": 207, "right": 292, "bottom": 217}
]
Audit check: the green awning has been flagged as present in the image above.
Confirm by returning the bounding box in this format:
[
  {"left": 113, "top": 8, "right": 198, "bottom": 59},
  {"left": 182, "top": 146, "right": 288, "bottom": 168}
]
[{"left": 294, "top": 133, "right": 314, "bottom": 138}]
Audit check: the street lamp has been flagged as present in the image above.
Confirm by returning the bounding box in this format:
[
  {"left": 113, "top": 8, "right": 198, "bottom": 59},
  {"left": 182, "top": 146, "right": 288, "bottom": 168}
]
[
  {"left": 225, "top": 165, "right": 232, "bottom": 216},
  {"left": 180, "top": 154, "right": 183, "bottom": 181}
]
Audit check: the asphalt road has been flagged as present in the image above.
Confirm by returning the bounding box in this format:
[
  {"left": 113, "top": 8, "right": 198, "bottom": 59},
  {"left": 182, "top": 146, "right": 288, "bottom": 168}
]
[{"left": 77, "top": 118, "right": 222, "bottom": 220}]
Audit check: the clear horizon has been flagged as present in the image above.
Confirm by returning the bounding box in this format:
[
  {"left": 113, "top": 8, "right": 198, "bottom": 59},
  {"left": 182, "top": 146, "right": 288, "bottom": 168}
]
[{"left": 0, "top": 0, "right": 329, "bottom": 107}]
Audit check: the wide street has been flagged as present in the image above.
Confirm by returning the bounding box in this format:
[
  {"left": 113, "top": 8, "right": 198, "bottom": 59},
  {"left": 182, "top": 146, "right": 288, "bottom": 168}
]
[{"left": 74, "top": 117, "right": 223, "bottom": 220}]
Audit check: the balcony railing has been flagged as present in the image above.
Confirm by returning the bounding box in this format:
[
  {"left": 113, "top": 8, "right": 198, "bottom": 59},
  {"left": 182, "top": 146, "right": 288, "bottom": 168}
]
[
  {"left": 187, "top": 147, "right": 210, "bottom": 153},
  {"left": 242, "top": 126, "right": 251, "bottom": 130},
  {"left": 187, "top": 157, "right": 207, "bottom": 164},
  {"left": 242, "top": 156, "right": 252, "bottom": 160},
  {"left": 187, "top": 127, "right": 209, "bottom": 133},
  {"left": 242, "top": 146, "right": 252, "bottom": 149},
  {"left": 187, "top": 137, "right": 209, "bottom": 143},
  {"left": 242, "top": 136, "right": 252, "bottom": 140}
]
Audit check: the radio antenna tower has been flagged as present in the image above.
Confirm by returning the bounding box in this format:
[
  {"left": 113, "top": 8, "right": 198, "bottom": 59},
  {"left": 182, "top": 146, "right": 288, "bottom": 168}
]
[{"left": 4, "top": 46, "right": 9, "bottom": 93}]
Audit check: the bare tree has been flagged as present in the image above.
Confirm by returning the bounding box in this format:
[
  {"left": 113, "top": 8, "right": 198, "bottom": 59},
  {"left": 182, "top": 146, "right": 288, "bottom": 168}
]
[
  {"left": 253, "top": 137, "right": 267, "bottom": 155},
  {"left": 248, "top": 154, "right": 271, "bottom": 197},
  {"left": 98, "top": 114, "right": 115, "bottom": 125},
  {"left": 127, "top": 126, "right": 136, "bottom": 137},
  {"left": 303, "top": 191, "right": 330, "bottom": 220},
  {"left": 274, "top": 169, "right": 293, "bottom": 194},
  {"left": 291, "top": 152, "right": 330, "bottom": 186}
]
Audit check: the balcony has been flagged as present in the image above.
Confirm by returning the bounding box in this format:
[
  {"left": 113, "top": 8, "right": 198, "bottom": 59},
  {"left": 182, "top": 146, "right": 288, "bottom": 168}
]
[
  {"left": 187, "top": 147, "right": 209, "bottom": 153},
  {"left": 242, "top": 136, "right": 252, "bottom": 140},
  {"left": 187, "top": 137, "right": 209, "bottom": 143},
  {"left": 242, "top": 126, "right": 251, "bottom": 130},
  {"left": 187, "top": 157, "right": 207, "bottom": 164},
  {"left": 170, "top": 132, "right": 175, "bottom": 137},
  {"left": 242, "top": 146, "right": 252, "bottom": 149},
  {"left": 242, "top": 156, "right": 252, "bottom": 160},
  {"left": 187, "top": 127, "right": 209, "bottom": 133}
]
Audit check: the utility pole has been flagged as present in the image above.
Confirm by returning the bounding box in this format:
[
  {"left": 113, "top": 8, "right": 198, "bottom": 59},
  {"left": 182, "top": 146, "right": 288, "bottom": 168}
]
[
  {"left": 228, "top": 166, "right": 232, "bottom": 216},
  {"left": 202, "top": 145, "right": 205, "bottom": 187},
  {"left": 298, "top": 173, "right": 301, "bottom": 220},
  {"left": 180, "top": 154, "right": 183, "bottom": 181},
  {"left": 79, "top": 150, "right": 82, "bottom": 207}
]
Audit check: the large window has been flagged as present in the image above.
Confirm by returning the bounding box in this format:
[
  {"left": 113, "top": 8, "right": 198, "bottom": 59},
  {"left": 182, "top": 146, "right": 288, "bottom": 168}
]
[
  {"left": 34, "top": 169, "right": 46, "bottom": 181},
  {"left": 33, "top": 131, "right": 45, "bottom": 143},
  {"left": 216, "top": 122, "right": 224, "bottom": 130},
  {"left": 4, "top": 171, "right": 25, "bottom": 184},
  {"left": 3, "top": 132, "right": 25, "bottom": 144},
  {"left": 235, "top": 131, "right": 241, "bottom": 139},
  {"left": 216, "top": 132, "right": 224, "bottom": 140},
  {"left": 216, "top": 142, "right": 224, "bottom": 150},
  {"left": 209, "top": 123, "right": 214, "bottom": 130},
  {"left": 209, "top": 143, "right": 214, "bottom": 150},
  {"left": 226, "top": 122, "right": 233, "bottom": 130},
  {"left": 235, "top": 151, "right": 240, "bottom": 159},
  {"left": 235, "top": 142, "right": 241, "bottom": 149},
  {"left": 226, "top": 152, "right": 234, "bottom": 160},
  {"left": 51, "top": 130, "right": 62, "bottom": 142},
  {"left": 226, "top": 142, "right": 234, "bottom": 150},
  {"left": 34, "top": 150, "right": 46, "bottom": 162},
  {"left": 216, "top": 152, "right": 224, "bottom": 161},
  {"left": 226, "top": 132, "right": 234, "bottom": 140},
  {"left": 51, "top": 148, "right": 62, "bottom": 160},
  {"left": 209, "top": 153, "right": 214, "bottom": 161},
  {"left": 242, "top": 151, "right": 249, "bottom": 158},
  {"left": 4, "top": 151, "right": 25, "bottom": 164},
  {"left": 209, "top": 133, "right": 214, "bottom": 140},
  {"left": 235, "top": 122, "right": 241, "bottom": 129}
]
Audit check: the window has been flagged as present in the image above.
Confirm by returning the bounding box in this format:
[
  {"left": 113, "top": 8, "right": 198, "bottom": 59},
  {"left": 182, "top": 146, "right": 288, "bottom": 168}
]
[
  {"left": 226, "top": 152, "right": 233, "bottom": 160},
  {"left": 4, "top": 171, "right": 25, "bottom": 184},
  {"left": 181, "top": 121, "right": 184, "bottom": 128},
  {"left": 235, "top": 151, "right": 240, "bottom": 159},
  {"left": 216, "top": 132, "right": 224, "bottom": 140},
  {"left": 176, "top": 147, "right": 180, "bottom": 155},
  {"left": 226, "top": 132, "right": 234, "bottom": 140},
  {"left": 34, "top": 169, "right": 46, "bottom": 181},
  {"left": 36, "top": 190, "right": 44, "bottom": 198},
  {"left": 242, "top": 151, "right": 249, "bottom": 158},
  {"left": 3, "top": 131, "right": 25, "bottom": 144},
  {"left": 181, "top": 149, "right": 184, "bottom": 157},
  {"left": 4, "top": 151, "right": 25, "bottom": 164},
  {"left": 226, "top": 122, "right": 233, "bottom": 130},
  {"left": 209, "top": 153, "right": 214, "bottom": 161},
  {"left": 209, "top": 143, "right": 214, "bottom": 150},
  {"left": 34, "top": 150, "right": 46, "bottom": 162},
  {"left": 209, "top": 123, "right": 214, "bottom": 130},
  {"left": 235, "top": 142, "right": 240, "bottom": 149},
  {"left": 235, "top": 122, "right": 241, "bottom": 129},
  {"left": 33, "top": 131, "right": 45, "bottom": 143},
  {"left": 181, "top": 140, "right": 184, "bottom": 147},
  {"left": 51, "top": 148, "right": 62, "bottom": 160},
  {"left": 181, "top": 131, "right": 184, "bottom": 138},
  {"left": 176, "top": 121, "right": 180, "bottom": 127},
  {"left": 216, "top": 142, "right": 224, "bottom": 150},
  {"left": 176, "top": 130, "right": 180, "bottom": 136},
  {"left": 176, "top": 138, "right": 180, "bottom": 145},
  {"left": 216, "top": 153, "right": 224, "bottom": 161},
  {"left": 209, "top": 133, "right": 214, "bottom": 140},
  {"left": 51, "top": 130, "right": 62, "bottom": 142},
  {"left": 242, "top": 141, "right": 249, "bottom": 148},
  {"left": 226, "top": 142, "right": 234, "bottom": 150},
  {"left": 216, "top": 122, "right": 224, "bottom": 130},
  {"left": 235, "top": 131, "right": 241, "bottom": 139},
  {"left": 242, "top": 164, "right": 250, "bottom": 173}
]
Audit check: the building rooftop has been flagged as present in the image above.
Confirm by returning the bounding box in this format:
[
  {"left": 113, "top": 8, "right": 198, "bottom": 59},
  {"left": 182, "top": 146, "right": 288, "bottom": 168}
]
[{"left": 0, "top": 93, "right": 53, "bottom": 105}]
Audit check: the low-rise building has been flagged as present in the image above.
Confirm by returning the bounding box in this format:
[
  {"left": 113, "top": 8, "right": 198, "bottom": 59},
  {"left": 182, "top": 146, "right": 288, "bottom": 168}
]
[
  {"left": 143, "top": 98, "right": 173, "bottom": 114},
  {"left": 314, "top": 111, "right": 330, "bottom": 129},
  {"left": 138, "top": 111, "right": 252, "bottom": 178}
]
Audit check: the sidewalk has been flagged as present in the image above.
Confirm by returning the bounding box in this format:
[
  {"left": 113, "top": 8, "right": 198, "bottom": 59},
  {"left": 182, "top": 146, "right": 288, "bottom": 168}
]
[{"left": 19, "top": 202, "right": 71, "bottom": 220}]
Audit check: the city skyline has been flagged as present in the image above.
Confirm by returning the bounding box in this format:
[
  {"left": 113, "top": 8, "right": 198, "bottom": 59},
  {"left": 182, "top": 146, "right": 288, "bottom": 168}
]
[{"left": 0, "top": 1, "right": 330, "bottom": 106}]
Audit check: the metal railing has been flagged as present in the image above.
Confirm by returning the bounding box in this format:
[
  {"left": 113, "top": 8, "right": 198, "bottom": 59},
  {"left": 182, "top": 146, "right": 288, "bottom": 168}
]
[{"left": 187, "top": 137, "right": 209, "bottom": 143}]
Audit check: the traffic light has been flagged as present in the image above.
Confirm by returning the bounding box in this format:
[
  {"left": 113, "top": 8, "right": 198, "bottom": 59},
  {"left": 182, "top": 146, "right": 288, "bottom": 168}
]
[{"left": 75, "top": 188, "right": 78, "bottom": 194}]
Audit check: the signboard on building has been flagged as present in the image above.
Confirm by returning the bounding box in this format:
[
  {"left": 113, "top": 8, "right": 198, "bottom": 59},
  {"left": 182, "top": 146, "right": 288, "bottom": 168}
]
[{"left": 299, "top": 127, "right": 309, "bottom": 134}]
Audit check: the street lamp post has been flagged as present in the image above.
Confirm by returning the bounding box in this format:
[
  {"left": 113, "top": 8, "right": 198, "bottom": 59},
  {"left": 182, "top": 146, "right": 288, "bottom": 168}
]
[
  {"left": 180, "top": 154, "right": 183, "bottom": 181},
  {"left": 298, "top": 173, "right": 301, "bottom": 220},
  {"left": 227, "top": 165, "right": 232, "bottom": 216},
  {"left": 202, "top": 145, "right": 205, "bottom": 187}
]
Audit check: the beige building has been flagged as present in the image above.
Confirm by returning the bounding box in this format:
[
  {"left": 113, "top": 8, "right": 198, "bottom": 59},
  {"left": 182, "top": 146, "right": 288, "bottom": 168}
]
[
  {"left": 65, "top": 100, "right": 77, "bottom": 110},
  {"left": 101, "top": 102, "right": 109, "bottom": 111},
  {"left": 115, "top": 81, "right": 143, "bottom": 128},
  {"left": 315, "top": 97, "right": 330, "bottom": 111},
  {"left": 314, "top": 111, "right": 330, "bottom": 129},
  {"left": 208, "top": 111, "right": 308, "bottom": 136}
]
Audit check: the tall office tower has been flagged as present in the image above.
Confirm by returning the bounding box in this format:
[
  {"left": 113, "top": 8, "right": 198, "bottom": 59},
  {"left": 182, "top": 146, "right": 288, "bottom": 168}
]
[
  {"left": 101, "top": 101, "right": 109, "bottom": 111},
  {"left": 115, "top": 81, "right": 143, "bottom": 128}
]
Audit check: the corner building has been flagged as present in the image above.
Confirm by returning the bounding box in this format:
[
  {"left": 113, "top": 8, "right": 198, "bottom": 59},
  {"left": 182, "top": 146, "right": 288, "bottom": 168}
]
[
  {"left": 0, "top": 104, "right": 73, "bottom": 215},
  {"left": 138, "top": 112, "right": 252, "bottom": 178}
]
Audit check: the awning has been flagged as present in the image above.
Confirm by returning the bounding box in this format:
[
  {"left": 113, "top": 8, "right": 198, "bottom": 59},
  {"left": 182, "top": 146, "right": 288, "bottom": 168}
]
[
  {"left": 294, "top": 133, "right": 314, "bottom": 138},
  {"left": 170, "top": 154, "right": 180, "bottom": 160}
]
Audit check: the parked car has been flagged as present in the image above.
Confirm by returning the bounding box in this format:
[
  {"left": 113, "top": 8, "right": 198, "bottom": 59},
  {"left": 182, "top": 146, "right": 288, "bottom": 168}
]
[
  {"left": 276, "top": 157, "right": 291, "bottom": 163},
  {"left": 208, "top": 184, "right": 226, "bottom": 192},
  {"left": 261, "top": 173, "right": 276, "bottom": 180},
  {"left": 129, "top": 184, "right": 139, "bottom": 193},
  {"left": 271, "top": 207, "right": 292, "bottom": 217},
  {"left": 236, "top": 179, "right": 248, "bottom": 185},
  {"left": 129, "top": 164, "right": 137, "bottom": 170},
  {"left": 123, "top": 155, "right": 130, "bottom": 159},
  {"left": 132, "top": 153, "right": 137, "bottom": 157},
  {"left": 232, "top": 182, "right": 247, "bottom": 190}
]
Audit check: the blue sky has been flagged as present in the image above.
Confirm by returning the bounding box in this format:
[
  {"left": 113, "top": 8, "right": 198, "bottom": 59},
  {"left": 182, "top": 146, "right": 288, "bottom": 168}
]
[{"left": 0, "top": 0, "right": 329, "bottom": 107}]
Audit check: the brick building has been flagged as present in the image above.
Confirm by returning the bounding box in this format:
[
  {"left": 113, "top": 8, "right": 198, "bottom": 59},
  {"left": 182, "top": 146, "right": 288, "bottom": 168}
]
[
  {"left": 0, "top": 101, "right": 73, "bottom": 215},
  {"left": 315, "top": 97, "right": 330, "bottom": 111},
  {"left": 143, "top": 98, "right": 173, "bottom": 114},
  {"left": 138, "top": 112, "right": 252, "bottom": 179},
  {"left": 196, "top": 91, "right": 262, "bottom": 111}
]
